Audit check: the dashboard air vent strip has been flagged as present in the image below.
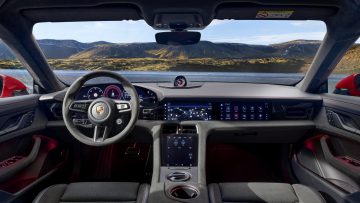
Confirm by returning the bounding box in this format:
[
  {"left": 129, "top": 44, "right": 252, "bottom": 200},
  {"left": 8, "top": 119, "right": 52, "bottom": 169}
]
[
  {"left": 162, "top": 125, "right": 178, "bottom": 134},
  {"left": 181, "top": 125, "right": 197, "bottom": 134},
  {"left": 283, "top": 103, "right": 313, "bottom": 119}
]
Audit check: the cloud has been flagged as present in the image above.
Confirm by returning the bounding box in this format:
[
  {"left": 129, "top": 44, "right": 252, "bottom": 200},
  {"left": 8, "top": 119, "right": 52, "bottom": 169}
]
[
  {"left": 249, "top": 32, "right": 326, "bottom": 44},
  {"left": 289, "top": 21, "right": 308, "bottom": 26},
  {"left": 206, "top": 31, "right": 326, "bottom": 45},
  {"left": 123, "top": 20, "right": 139, "bottom": 25},
  {"left": 289, "top": 21, "right": 324, "bottom": 28},
  {"left": 95, "top": 22, "right": 104, "bottom": 27}
]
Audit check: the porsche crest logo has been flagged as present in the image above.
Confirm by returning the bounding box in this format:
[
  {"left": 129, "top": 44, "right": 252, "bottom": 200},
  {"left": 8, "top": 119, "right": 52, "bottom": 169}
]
[{"left": 95, "top": 105, "right": 105, "bottom": 115}]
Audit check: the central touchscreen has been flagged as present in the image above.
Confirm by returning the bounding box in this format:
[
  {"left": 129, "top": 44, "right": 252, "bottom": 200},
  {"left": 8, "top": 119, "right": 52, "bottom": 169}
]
[
  {"left": 162, "top": 134, "right": 198, "bottom": 167},
  {"left": 164, "top": 102, "right": 212, "bottom": 121}
]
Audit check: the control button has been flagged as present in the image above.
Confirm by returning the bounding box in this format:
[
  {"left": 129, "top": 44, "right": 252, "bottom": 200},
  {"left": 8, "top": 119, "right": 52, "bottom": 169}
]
[
  {"left": 73, "top": 119, "right": 92, "bottom": 127},
  {"left": 70, "top": 102, "right": 89, "bottom": 112},
  {"left": 116, "top": 103, "right": 130, "bottom": 111},
  {"left": 242, "top": 105, "right": 247, "bottom": 112},
  {"left": 116, "top": 118, "right": 123, "bottom": 125}
]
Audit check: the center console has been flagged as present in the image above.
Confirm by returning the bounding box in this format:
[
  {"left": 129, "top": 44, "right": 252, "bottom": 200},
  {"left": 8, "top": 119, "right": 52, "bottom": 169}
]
[{"left": 159, "top": 124, "right": 201, "bottom": 200}]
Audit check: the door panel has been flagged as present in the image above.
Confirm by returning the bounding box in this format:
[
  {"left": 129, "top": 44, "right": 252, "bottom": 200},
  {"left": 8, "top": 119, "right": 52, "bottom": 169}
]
[
  {"left": 0, "top": 95, "right": 68, "bottom": 203},
  {"left": 0, "top": 95, "right": 45, "bottom": 143},
  {"left": 292, "top": 94, "right": 360, "bottom": 203}
]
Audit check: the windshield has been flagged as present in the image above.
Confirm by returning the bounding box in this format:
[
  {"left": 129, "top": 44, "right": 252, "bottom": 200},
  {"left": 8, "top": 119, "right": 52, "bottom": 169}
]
[{"left": 31, "top": 20, "right": 327, "bottom": 85}]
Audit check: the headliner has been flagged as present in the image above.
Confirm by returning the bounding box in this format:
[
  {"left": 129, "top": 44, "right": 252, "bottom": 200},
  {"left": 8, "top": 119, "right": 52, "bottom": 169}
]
[{"left": 0, "top": 0, "right": 343, "bottom": 28}]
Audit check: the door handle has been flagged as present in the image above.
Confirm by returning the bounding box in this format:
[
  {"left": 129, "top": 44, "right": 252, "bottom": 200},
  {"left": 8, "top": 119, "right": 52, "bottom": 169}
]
[
  {"left": 327, "top": 110, "right": 360, "bottom": 134},
  {"left": 0, "top": 111, "right": 34, "bottom": 136}
]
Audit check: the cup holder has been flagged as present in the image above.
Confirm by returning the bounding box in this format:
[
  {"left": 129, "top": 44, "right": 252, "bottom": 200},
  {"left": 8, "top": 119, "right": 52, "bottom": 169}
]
[
  {"left": 167, "top": 171, "right": 191, "bottom": 182},
  {"left": 169, "top": 185, "right": 199, "bottom": 199}
]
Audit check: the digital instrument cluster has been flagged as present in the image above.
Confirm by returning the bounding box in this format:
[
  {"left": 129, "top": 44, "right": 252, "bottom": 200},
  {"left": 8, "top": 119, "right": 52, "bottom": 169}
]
[
  {"left": 75, "top": 84, "right": 158, "bottom": 106},
  {"left": 163, "top": 102, "right": 271, "bottom": 121}
]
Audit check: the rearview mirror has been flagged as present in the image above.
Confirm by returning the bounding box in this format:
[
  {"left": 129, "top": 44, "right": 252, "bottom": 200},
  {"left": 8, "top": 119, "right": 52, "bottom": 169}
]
[
  {"left": 155, "top": 32, "right": 201, "bottom": 45},
  {"left": 0, "top": 74, "right": 28, "bottom": 98}
]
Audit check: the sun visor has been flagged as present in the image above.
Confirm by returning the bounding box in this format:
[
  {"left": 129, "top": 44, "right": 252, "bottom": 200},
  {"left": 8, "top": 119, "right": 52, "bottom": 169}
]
[
  {"left": 22, "top": 5, "right": 141, "bottom": 23},
  {"left": 215, "top": 4, "right": 338, "bottom": 20}
]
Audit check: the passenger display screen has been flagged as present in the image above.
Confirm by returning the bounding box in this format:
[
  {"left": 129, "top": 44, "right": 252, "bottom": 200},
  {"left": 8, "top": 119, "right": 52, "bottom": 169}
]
[
  {"left": 219, "top": 102, "right": 270, "bottom": 121},
  {"left": 164, "top": 102, "right": 212, "bottom": 121}
]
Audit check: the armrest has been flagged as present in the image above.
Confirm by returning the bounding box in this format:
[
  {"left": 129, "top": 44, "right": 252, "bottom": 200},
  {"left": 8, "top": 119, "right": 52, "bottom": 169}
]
[
  {"left": 320, "top": 136, "right": 360, "bottom": 182},
  {"left": 0, "top": 137, "right": 41, "bottom": 182}
]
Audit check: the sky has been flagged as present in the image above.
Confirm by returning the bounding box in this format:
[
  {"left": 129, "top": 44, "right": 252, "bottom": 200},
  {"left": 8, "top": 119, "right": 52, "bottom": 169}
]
[{"left": 33, "top": 20, "right": 359, "bottom": 45}]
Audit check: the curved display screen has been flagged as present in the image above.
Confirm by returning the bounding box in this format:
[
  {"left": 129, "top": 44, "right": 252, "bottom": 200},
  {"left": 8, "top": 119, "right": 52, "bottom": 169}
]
[
  {"left": 219, "top": 102, "right": 270, "bottom": 121},
  {"left": 164, "top": 102, "right": 212, "bottom": 121},
  {"left": 163, "top": 101, "right": 271, "bottom": 121}
]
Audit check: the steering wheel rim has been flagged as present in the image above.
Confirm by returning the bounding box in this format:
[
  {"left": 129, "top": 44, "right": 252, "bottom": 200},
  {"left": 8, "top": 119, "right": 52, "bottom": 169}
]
[{"left": 62, "top": 70, "right": 139, "bottom": 146}]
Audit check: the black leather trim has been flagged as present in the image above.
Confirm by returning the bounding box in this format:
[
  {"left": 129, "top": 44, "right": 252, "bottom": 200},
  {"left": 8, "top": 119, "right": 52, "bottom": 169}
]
[
  {"left": 209, "top": 182, "right": 325, "bottom": 203},
  {"left": 33, "top": 182, "right": 149, "bottom": 203},
  {"left": 292, "top": 184, "right": 326, "bottom": 203},
  {"left": 136, "top": 183, "right": 150, "bottom": 203},
  {"left": 208, "top": 183, "right": 222, "bottom": 203},
  {"left": 33, "top": 184, "right": 67, "bottom": 203}
]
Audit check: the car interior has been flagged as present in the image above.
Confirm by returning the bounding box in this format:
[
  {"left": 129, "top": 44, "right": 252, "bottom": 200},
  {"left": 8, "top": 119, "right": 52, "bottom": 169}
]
[{"left": 0, "top": 0, "right": 359, "bottom": 203}]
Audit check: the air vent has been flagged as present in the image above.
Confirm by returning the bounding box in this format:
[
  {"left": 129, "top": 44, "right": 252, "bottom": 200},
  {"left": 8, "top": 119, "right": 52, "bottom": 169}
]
[
  {"left": 181, "top": 125, "right": 197, "bottom": 134},
  {"left": 162, "top": 125, "right": 178, "bottom": 134},
  {"left": 285, "top": 107, "right": 308, "bottom": 118},
  {"left": 272, "top": 102, "right": 314, "bottom": 120},
  {"left": 283, "top": 103, "right": 313, "bottom": 119},
  {"left": 50, "top": 103, "right": 63, "bottom": 118}
]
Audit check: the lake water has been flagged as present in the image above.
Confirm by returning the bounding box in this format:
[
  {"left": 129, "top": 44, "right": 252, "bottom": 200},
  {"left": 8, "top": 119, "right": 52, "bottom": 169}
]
[{"left": 0, "top": 69, "right": 346, "bottom": 94}]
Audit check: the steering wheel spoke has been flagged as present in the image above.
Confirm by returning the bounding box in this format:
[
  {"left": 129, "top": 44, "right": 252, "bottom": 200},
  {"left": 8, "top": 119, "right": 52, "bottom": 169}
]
[
  {"left": 114, "top": 100, "right": 132, "bottom": 113},
  {"left": 93, "top": 125, "right": 110, "bottom": 142},
  {"left": 69, "top": 100, "right": 92, "bottom": 113}
]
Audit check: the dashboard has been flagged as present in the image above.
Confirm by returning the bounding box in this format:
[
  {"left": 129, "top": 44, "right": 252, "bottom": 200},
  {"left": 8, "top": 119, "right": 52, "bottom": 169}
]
[
  {"left": 43, "top": 79, "right": 322, "bottom": 123},
  {"left": 70, "top": 84, "right": 319, "bottom": 122}
]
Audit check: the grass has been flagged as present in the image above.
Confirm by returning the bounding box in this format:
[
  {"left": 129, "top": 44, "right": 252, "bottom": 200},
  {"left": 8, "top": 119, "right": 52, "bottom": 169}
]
[
  {"left": 0, "top": 57, "right": 358, "bottom": 74},
  {"left": 49, "top": 57, "right": 309, "bottom": 73}
]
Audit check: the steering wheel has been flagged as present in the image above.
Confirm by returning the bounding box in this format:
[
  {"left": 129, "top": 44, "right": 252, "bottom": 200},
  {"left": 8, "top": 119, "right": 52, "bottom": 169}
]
[{"left": 62, "top": 71, "right": 139, "bottom": 146}]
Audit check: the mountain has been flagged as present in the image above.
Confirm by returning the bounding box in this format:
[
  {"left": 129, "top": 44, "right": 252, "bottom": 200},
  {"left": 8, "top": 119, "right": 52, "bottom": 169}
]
[
  {"left": 70, "top": 40, "right": 318, "bottom": 59},
  {"left": 335, "top": 44, "right": 360, "bottom": 73},
  {"left": 271, "top": 40, "right": 321, "bottom": 58},
  {"left": 0, "top": 39, "right": 322, "bottom": 60},
  {"left": 37, "top": 39, "right": 112, "bottom": 59}
]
